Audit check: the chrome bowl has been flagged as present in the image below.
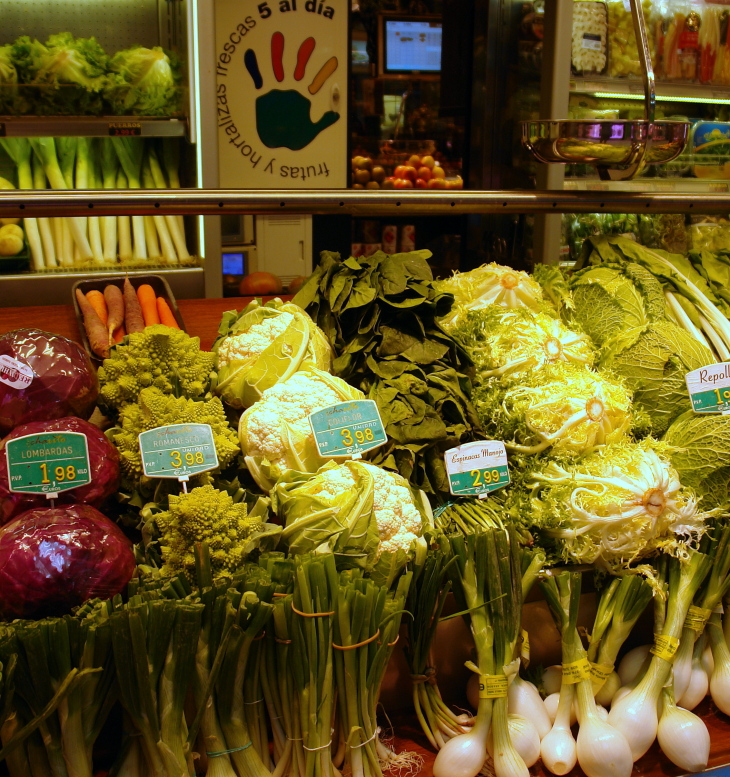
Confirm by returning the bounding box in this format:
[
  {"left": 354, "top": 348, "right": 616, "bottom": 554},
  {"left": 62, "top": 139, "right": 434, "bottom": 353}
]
[{"left": 521, "top": 120, "right": 689, "bottom": 168}]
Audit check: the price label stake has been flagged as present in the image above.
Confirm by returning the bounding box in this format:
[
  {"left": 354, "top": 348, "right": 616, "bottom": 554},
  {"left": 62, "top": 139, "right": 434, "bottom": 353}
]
[
  {"left": 6, "top": 431, "right": 91, "bottom": 499},
  {"left": 139, "top": 424, "right": 218, "bottom": 490},
  {"left": 686, "top": 363, "right": 730, "bottom": 414},
  {"left": 309, "top": 399, "right": 387, "bottom": 458},
  {"left": 444, "top": 440, "right": 510, "bottom": 498}
]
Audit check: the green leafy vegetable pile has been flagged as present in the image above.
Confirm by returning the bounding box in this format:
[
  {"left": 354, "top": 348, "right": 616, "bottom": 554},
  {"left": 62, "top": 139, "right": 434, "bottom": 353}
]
[{"left": 293, "top": 249, "right": 483, "bottom": 496}]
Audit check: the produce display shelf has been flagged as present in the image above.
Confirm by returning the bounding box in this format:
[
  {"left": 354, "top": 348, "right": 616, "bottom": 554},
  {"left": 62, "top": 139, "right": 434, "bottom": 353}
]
[
  {"left": 570, "top": 76, "right": 730, "bottom": 106},
  {"left": 3, "top": 188, "right": 730, "bottom": 218},
  {"left": 0, "top": 116, "right": 187, "bottom": 138}
]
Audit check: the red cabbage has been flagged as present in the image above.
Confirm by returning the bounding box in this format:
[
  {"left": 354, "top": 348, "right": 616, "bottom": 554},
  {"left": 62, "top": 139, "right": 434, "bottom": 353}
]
[
  {"left": 0, "top": 416, "right": 121, "bottom": 525},
  {"left": 0, "top": 504, "right": 135, "bottom": 620},
  {"left": 0, "top": 328, "right": 98, "bottom": 436}
]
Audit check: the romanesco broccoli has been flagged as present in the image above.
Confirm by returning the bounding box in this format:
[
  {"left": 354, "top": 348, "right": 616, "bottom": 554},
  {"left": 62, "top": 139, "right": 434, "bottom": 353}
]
[
  {"left": 154, "top": 484, "right": 280, "bottom": 580},
  {"left": 110, "top": 387, "right": 240, "bottom": 485},
  {"left": 98, "top": 325, "right": 215, "bottom": 411}
]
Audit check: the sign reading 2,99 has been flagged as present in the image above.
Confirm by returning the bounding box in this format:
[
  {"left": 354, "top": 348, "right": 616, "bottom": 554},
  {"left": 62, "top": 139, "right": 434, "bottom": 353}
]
[
  {"left": 444, "top": 440, "right": 510, "bottom": 497},
  {"left": 139, "top": 424, "right": 219, "bottom": 479},
  {"left": 309, "top": 400, "right": 387, "bottom": 457},
  {"left": 6, "top": 431, "right": 91, "bottom": 496}
]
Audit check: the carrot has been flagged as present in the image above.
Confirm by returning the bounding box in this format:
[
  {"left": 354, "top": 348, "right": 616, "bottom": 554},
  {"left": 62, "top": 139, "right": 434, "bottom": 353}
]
[
  {"left": 112, "top": 323, "right": 126, "bottom": 344},
  {"left": 85, "top": 290, "right": 108, "bottom": 326},
  {"left": 123, "top": 277, "right": 145, "bottom": 333},
  {"left": 136, "top": 284, "right": 161, "bottom": 326},
  {"left": 104, "top": 284, "right": 125, "bottom": 343},
  {"left": 156, "top": 297, "right": 180, "bottom": 329},
  {"left": 75, "top": 288, "right": 110, "bottom": 359}
]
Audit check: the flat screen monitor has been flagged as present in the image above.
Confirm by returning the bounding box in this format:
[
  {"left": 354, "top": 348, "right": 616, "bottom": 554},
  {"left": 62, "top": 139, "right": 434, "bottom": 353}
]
[{"left": 382, "top": 18, "right": 442, "bottom": 74}]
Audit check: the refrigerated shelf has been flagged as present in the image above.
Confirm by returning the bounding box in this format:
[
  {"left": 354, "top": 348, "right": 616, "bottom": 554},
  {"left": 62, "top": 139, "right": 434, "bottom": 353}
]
[{"left": 0, "top": 117, "right": 187, "bottom": 138}]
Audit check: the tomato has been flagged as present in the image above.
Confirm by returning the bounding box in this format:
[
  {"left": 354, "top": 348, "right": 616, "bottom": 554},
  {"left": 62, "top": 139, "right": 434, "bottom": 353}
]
[
  {"left": 428, "top": 177, "right": 447, "bottom": 189},
  {"left": 432, "top": 166, "right": 446, "bottom": 179},
  {"left": 420, "top": 155, "right": 435, "bottom": 169},
  {"left": 371, "top": 166, "right": 386, "bottom": 182},
  {"left": 366, "top": 180, "right": 380, "bottom": 189},
  {"left": 417, "top": 166, "right": 432, "bottom": 181},
  {"left": 414, "top": 178, "right": 428, "bottom": 188},
  {"left": 354, "top": 169, "right": 371, "bottom": 184},
  {"left": 408, "top": 154, "right": 422, "bottom": 168},
  {"left": 238, "top": 271, "right": 283, "bottom": 296},
  {"left": 287, "top": 276, "right": 308, "bottom": 295},
  {"left": 381, "top": 177, "right": 397, "bottom": 189},
  {"left": 393, "top": 165, "right": 410, "bottom": 179},
  {"left": 394, "top": 178, "right": 414, "bottom": 189}
]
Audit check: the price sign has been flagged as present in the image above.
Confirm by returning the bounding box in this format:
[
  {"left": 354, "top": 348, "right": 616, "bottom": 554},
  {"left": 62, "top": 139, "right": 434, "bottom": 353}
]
[
  {"left": 444, "top": 441, "right": 510, "bottom": 498},
  {"left": 686, "top": 363, "right": 730, "bottom": 414},
  {"left": 139, "top": 424, "right": 218, "bottom": 480},
  {"left": 309, "top": 400, "right": 387, "bottom": 458},
  {"left": 108, "top": 122, "right": 142, "bottom": 137},
  {"left": 6, "top": 431, "right": 91, "bottom": 496}
]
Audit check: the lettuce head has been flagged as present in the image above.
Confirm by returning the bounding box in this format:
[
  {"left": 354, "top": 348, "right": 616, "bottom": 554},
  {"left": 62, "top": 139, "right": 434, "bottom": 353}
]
[
  {"left": 530, "top": 438, "right": 710, "bottom": 569},
  {"left": 213, "top": 297, "right": 331, "bottom": 409},
  {"left": 105, "top": 45, "right": 182, "bottom": 116}
]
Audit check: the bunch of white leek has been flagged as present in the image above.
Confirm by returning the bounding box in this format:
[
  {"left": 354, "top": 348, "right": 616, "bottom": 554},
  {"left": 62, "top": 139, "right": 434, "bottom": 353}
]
[
  {"left": 0, "top": 136, "right": 190, "bottom": 269},
  {"left": 540, "top": 571, "right": 633, "bottom": 777}
]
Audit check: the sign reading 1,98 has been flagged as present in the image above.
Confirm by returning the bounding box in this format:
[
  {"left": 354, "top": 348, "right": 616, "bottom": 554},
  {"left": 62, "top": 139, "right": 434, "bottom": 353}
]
[
  {"left": 139, "top": 424, "right": 218, "bottom": 480},
  {"left": 6, "top": 431, "right": 91, "bottom": 496},
  {"left": 309, "top": 400, "right": 387, "bottom": 458},
  {"left": 686, "top": 363, "right": 730, "bottom": 414},
  {"left": 444, "top": 440, "right": 510, "bottom": 498}
]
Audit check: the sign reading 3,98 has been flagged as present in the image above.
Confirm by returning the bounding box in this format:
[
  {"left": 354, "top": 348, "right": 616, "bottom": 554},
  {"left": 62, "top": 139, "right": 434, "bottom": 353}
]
[
  {"left": 139, "top": 424, "right": 219, "bottom": 479},
  {"left": 309, "top": 400, "right": 387, "bottom": 457},
  {"left": 444, "top": 440, "right": 510, "bottom": 497},
  {"left": 6, "top": 431, "right": 91, "bottom": 496}
]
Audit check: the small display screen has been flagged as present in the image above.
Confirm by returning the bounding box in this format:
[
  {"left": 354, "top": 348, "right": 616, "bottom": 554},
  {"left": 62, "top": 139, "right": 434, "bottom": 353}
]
[
  {"left": 384, "top": 19, "right": 442, "bottom": 73},
  {"left": 222, "top": 252, "right": 245, "bottom": 275}
]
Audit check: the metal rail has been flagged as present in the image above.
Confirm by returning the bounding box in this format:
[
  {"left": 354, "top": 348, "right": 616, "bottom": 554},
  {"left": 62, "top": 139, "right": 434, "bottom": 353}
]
[{"left": 0, "top": 188, "right": 729, "bottom": 218}]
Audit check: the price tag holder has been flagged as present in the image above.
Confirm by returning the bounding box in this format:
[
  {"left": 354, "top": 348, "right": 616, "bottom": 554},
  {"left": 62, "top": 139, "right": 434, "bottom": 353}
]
[
  {"left": 139, "top": 424, "right": 218, "bottom": 484},
  {"left": 309, "top": 399, "right": 387, "bottom": 458},
  {"left": 6, "top": 431, "right": 91, "bottom": 497},
  {"left": 686, "top": 363, "right": 730, "bottom": 414},
  {"left": 444, "top": 440, "right": 510, "bottom": 498}
]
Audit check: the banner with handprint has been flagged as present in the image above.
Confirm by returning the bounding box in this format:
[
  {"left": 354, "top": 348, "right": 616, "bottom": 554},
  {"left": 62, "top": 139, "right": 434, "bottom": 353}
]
[{"left": 214, "top": 0, "right": 348, "bottom": 188}]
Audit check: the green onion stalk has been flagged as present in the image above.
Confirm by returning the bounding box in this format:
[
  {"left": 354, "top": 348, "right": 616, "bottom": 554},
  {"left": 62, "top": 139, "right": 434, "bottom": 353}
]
[
  {"left": 404, "top": 545, "right": 469, "bottom": 750},
  {"left": 290, "top": 553, "right": 339, "bottom": 777},
  {"left": 670, "top": 527, "right": 730, "bottom": 703},
  {"left": 607, "top": 549, "right": 711, "bottom": 761},
  {"left": 115, "top": 168, "right": 133, "bottom": 263},
  {"left": 142, "top": 154, "right": 175, "bottom": 263},
  {"left": 0, "top": 613, "right": 116, "bottom": 777},
  {"left": 242, "top": 627, "right": 270, "bottom": 768},
  {"left": 541, "top": 571, "right": 633, "bottom": 777},
  {"left": 213, "top": 577, "right": 274, "bottom": 777},
  {"left": 0, "top": 138, "right": 45, "bottom": 269},
  {"left": 111, "top": 137, "right": 147, "bottom": 260},
  {"left": 99, "top": 138, "right": 119, "bottom": 262},
  {"left": 433, "top": 500, "right": 504, "bottom": 537},
  {"left": 75, "top": 138, "right": 103, "bottom": 263},
  {"left": 109, "top": 594, "right": 203, "bottom": 777},
  {"left": 162, "top": 138, "right": 185, "bottom": 236},
  {"left": 148, "top": 146, "right": 188, "bottom": 261},
  {"left": 140, "top": 158, "right": 163, "bottom": 262},
  {"left": 331, "top": 564, "right": 415, "bottom": 777},
  {"left": 30, "top": 150, "right": 57, "bottom": 268},
  {"left": 433, "top": 528, "right": 525, "bottom": 777},
  {"left": 585, "top": 574, "right": 653, "bottom": 706}
]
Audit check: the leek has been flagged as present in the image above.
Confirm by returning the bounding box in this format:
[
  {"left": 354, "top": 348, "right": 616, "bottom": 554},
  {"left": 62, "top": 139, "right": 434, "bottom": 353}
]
[
  {"left": 147, "top": 147, "right": 188, "bottom": 260},
  {"left": 99, "top": 139, "right": 118, "bottom": 262},
  {"left": 111, "top": 137, "right": 147, "bottom": 260}
]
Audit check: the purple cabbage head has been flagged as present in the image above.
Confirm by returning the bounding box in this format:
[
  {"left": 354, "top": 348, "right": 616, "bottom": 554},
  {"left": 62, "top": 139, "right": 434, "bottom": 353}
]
[
  {"left": 0, "top": 416, "right": 121, "bottom": 525},
  {"left": 0, "top": 329, "right": 98, "bottom": 436},
  {"left": 0, "top": 503, "right": 136, "bottom": 620}
]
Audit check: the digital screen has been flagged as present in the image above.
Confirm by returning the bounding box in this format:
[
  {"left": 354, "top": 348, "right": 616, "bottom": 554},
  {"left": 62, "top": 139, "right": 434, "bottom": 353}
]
[
  {"left": 384, "top": 19, "right": 442, "bottom": 73},
  {"left": 222, "top": 252, "right": 245, "bottom": 275}
]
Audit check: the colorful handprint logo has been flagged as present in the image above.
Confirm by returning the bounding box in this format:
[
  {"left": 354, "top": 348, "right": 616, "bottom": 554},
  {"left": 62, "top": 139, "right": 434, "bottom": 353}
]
[{"left": 244, "top": 33, "right": 339, "bottom": 151}]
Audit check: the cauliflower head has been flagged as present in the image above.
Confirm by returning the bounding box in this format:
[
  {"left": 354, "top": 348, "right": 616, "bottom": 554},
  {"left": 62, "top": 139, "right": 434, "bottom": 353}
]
[
  {"left": 213, "top": 298, "right": 332, "bottom": 409},
  {"left": 98, "top": 325, "right": 215, "bottom": 412},
  {"left": 155, "top": 484, "right": 280, "bottom": 580},
  {"left": 239, "top": 363, "right": 364, "bottom": 491},
  {"left": 110, "top": 387, "right": 240, "bottom": 485},
  {"left": 273, "top": 459, "right": 431, "bottom": 568}
]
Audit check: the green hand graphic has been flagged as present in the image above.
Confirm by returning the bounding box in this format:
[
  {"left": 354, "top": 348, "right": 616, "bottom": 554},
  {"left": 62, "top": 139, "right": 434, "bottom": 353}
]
[{"left": 255, "top": 89, "right": 339, "bottom": 151}]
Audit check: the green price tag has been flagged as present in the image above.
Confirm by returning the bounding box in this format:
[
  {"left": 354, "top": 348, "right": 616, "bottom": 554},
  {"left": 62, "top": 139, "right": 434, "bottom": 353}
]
[
  {"left": 6, "top": 431, "right": 91, "bottom": 496},
  {"left": 444, "top": 441, "right": 510, "bottom": 498},
  {"left": 686, "top": 364, "right": 730, "bottom": 414},
  {"left": 139, "top": 424, "right": 218, "bottom": 480},
  {"left": 309, "top": 399, "right": 387, "bottom": 458}
]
